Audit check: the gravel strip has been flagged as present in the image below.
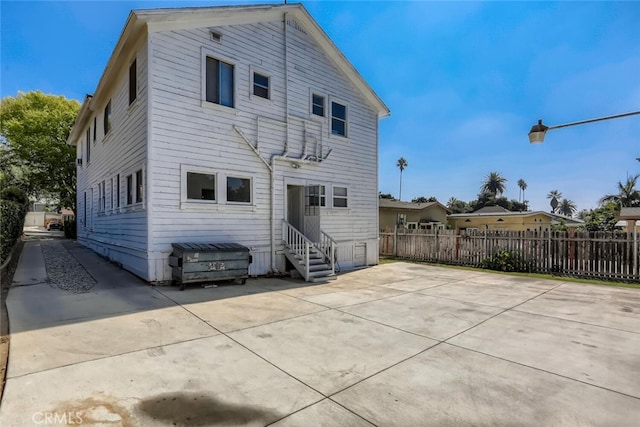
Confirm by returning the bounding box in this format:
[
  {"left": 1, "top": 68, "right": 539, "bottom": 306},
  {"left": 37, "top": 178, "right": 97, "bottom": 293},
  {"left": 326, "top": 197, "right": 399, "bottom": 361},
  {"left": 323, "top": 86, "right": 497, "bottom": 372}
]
[{"left": 41, "top": 240, "right": 96, "bottom": 293}]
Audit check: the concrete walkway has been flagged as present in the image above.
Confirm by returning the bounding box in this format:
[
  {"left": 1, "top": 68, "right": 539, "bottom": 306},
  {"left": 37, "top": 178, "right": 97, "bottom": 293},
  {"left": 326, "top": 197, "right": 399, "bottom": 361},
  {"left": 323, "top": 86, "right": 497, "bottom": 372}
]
[{"left": 1, "top": 240, "right": 639, "bottom": 426}]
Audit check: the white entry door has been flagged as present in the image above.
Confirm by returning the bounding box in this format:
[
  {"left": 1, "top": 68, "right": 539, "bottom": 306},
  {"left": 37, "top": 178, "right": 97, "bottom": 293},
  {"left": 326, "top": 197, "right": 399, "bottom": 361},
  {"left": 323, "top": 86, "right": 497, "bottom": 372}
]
[{"left": 303, "top": 185, "right": 322, "bottom": 242}]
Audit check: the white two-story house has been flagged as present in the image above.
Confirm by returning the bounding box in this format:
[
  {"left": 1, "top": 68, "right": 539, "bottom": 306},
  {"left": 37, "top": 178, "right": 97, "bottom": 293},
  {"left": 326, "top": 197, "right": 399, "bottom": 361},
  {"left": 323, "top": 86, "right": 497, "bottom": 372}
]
[{"left": 66, "top": 3, "right": 389, "bottom": 283}]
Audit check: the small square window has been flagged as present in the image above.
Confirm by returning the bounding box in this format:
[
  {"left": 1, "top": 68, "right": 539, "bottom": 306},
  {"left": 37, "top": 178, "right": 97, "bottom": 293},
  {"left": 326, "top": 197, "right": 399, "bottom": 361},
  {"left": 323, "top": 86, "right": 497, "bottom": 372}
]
[
  {"left": 312, "top": 94, "right": 325, "bottom": 117},
  {"left": 187, "top": 172, "right": 216, "bottom": 201},
  {"left": 253, "top": 72, "right": 270, "bottom": 99},
  {"left": 331, "top": 101, "right": 347, "bottom": 137},
  {"left": 227, "top": 177, "right": 251, "bottom": 203},
  {"left": 333, "top": 186, "right": 348, "bottom": 208}
]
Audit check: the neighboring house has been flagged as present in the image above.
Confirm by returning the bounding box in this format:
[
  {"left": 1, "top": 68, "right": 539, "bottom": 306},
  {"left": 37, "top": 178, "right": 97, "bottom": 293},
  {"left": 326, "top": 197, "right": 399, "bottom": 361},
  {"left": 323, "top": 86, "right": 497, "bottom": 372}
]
[
  {"left": 379, "top": 199, "right": 449, "bottom": 231},
  {"left": 66, "top": 4, "right": 389, "bottom": 283},
  {"left": 617, "top": 207, "right": 640, "bottom": 233},
  {"left": 448, "top": 206, "right": 583, "bottom": 232}
]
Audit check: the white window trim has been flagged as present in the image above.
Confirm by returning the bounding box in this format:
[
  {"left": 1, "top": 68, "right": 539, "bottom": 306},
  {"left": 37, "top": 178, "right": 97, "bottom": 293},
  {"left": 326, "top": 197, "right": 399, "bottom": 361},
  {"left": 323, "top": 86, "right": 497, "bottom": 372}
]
[
  {"left": 332, "top": 185, "right": 349, "bottom": 209},
  {"left": 249, "top": 65, "right": 272, "bottom": 103},
  {"left": 329, "top": 96, "right": 349, "bottom": 140},
  {"left": 309, "top": 89, "right": 326, "bottom": 122},
  {"left": 201, "top": 47, "right": 238, "bottom": 112},
  {"left": 225, "top": 174, "right": 254, "bottom": 205},
  {"left": 180, "top": 164, "right": 218, "bottom": 209}
]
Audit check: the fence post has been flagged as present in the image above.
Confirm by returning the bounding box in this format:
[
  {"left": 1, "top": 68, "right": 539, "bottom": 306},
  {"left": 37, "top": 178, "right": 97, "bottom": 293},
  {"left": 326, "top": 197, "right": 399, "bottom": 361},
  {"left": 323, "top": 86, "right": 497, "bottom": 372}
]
[
  {"left": 548, "top": 230, "right": 552, "bottom": 272},
  {"left": 394, "top": 225, "right": 398, "bottom": 258},
  {"left": 483, "top": 228, "right": 487, "bottom": 259},
  {"left": 435, "top": 228, "right": 440, "bottom": 262},
  {"left": 633, "top": 220, "right": 638, "bottom": 278}
]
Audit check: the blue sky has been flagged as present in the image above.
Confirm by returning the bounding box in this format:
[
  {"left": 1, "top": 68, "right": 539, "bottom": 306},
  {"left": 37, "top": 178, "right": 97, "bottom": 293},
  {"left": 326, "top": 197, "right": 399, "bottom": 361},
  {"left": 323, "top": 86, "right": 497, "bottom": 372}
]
[{"left": 2, "top": 1, "right": 639, "bottom": 212}]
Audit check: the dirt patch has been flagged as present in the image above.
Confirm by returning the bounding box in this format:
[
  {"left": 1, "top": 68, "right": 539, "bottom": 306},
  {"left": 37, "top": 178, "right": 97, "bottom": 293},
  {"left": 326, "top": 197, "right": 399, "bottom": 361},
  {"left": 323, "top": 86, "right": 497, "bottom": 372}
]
[{"left": 47, "top": 395, "right": 134, "bottom": 426}]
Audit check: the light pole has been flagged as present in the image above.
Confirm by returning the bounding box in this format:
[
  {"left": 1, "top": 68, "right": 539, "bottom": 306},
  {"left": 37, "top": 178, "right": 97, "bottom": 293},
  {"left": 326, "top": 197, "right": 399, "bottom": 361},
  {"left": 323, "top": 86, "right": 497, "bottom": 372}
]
[{"left": 528, "top": 111, "right": 640, "bottom": 144}]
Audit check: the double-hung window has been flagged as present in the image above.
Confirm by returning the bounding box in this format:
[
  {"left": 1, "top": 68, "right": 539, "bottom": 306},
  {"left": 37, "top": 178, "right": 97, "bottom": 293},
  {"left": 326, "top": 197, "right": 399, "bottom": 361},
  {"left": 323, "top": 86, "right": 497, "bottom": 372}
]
[
  {"left": 253, "top": 72, "right": 269, "bottom": 99},
  {"left": 333, "top": 186, "right": 348, "bottom": 208},
  {"left": 312, "top": 94, "right": 325, "bottom": 117},
  {"left": 126, "top": 174, "right": 134, "bottom": 205},
  {"left": 331, "top": 101, "right": 347, "bottom": 137},
  {"left": 206, "top": 56, "right": 234, "bottom": 107}
]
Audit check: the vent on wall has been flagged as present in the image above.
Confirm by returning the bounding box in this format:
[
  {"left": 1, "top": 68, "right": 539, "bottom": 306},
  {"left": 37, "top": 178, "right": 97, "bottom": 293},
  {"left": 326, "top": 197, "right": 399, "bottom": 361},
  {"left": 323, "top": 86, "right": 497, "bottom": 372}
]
[
  {"left": 210, "top": 31, "right": 222, "bottom": 43},
  {"left": 76, "top": 159, "right": 83, "bottom": 166}
]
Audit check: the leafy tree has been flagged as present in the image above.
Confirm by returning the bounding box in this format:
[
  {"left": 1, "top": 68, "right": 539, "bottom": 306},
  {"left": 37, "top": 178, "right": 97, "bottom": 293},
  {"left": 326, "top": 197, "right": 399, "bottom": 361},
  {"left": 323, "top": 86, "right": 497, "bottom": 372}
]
[
  {"left": 556, "top": 199, "right": 577, "bottom": 217},
  {"left": 599, "top": 174, "right": 640, "bottom": 207},
  {"left": 412, "top": 196, "right": 438, "bottom": 203},
  {"left": 480, "top": 171, "right": 507, "bottom": 196},
  {"left": 0, "top": 91, "right": 80, "bottom": 211},
  {"left": 447, "top": 197, "right": 471, "bottom": 214},
  {"left": 579, "top": 202, "right": 621, "bottom": 232},
  {"left": 517, "top": 179, "right": 527, "bottom": 203},
  {"left": 396, "top": 157, "right": 408, "bottom": 201},
  {"left": 378, "top": 192, "right": 396, "bottom": 200}
]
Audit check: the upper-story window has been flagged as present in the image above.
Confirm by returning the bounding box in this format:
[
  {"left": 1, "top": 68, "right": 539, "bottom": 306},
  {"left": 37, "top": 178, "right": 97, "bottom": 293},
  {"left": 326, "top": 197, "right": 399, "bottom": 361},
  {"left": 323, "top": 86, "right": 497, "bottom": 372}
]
[
  {"left": 85, "top": 128, "right": 91, "bottom": 165},
  {"left": 93, "top": 117, "right": 96, "bottom": 141},
  {"left": 331, "top": 101, "right": 347, "bottom": 137},
  {"left": 205, "top": 56, "right": 234, "bottom": 108},
  {"left": 253, "top": 72, "right": 270, "bottom": 99},
  {"left": 129, "top": 59, "right": 137, "bottom": 105},
  {"left": 312, "top": 94, "right": 325, "bottom": 117},
  {"left": 104, "top": 100, "right": 112, "bottom": 135}
]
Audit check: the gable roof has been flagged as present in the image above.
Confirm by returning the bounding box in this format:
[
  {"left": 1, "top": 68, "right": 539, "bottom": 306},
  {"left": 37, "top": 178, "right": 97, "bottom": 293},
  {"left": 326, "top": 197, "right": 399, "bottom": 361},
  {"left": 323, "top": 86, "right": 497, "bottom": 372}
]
[
  {"left": 379, "top": 199, "right": 450, "bottom": 213},
  {"left": 473, "top": 205, "right": 511, "bottom": 214},
  {"left": 67, "top": 3, "right": 389, "bottom": 145}
]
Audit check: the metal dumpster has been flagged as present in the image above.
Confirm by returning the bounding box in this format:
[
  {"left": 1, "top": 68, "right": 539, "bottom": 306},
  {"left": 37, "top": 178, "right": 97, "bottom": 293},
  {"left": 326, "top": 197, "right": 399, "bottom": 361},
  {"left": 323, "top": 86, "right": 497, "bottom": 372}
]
[{"left": 169, "top": 243, "right": 252, "bottom": 290}]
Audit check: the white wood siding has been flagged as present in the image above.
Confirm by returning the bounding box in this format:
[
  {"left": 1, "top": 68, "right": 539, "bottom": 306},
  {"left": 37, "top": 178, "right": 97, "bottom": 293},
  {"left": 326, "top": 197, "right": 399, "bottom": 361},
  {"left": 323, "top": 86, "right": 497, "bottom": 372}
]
[
  {"left": 75, "top": 36, "right": 150, "bottom": 279},
  {"left": 146, "top": 18, "right": 379, "bottom": 281}
]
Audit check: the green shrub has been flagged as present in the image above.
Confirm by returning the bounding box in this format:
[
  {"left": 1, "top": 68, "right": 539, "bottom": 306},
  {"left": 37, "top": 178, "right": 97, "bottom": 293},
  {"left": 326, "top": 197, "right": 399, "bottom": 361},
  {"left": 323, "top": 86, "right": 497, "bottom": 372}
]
[
  {"left": 0, "top": 186, "right": 28, "bottom": 206},
  {"left": 482, "top": 250, "right": 536, "bottom": 273},
  {"left": 1, "top": 200, "right": 27, "bottom": 264},
  {"left": 64, "top": 218, "right": 77, "bottom": 239}
]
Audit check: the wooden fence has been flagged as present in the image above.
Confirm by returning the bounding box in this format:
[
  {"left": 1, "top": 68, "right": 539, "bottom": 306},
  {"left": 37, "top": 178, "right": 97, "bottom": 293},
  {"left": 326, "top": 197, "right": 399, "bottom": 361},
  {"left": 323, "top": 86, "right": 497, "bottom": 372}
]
[{"left": 379, "top": 228, "right": 640, "bottom": 281}]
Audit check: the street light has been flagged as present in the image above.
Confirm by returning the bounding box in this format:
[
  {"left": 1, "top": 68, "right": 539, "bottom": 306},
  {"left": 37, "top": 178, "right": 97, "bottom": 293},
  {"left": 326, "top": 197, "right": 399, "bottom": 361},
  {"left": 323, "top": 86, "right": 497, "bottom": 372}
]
[{"left": 528, "top": 111, "right": 640, "bottom": 144}]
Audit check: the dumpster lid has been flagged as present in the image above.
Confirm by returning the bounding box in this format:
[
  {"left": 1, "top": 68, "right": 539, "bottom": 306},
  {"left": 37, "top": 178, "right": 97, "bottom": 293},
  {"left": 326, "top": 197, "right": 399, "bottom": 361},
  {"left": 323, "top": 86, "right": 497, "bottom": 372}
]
[{"left": 171, "top": 242, "right": 250, "bottom": 252}]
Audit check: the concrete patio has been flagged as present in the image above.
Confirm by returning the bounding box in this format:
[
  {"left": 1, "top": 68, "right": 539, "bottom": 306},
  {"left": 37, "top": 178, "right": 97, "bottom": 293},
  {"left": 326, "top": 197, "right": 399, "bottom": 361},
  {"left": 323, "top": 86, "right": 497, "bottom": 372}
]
[{"left": 1, "top": 240, "right": 639, "bottom": 426}]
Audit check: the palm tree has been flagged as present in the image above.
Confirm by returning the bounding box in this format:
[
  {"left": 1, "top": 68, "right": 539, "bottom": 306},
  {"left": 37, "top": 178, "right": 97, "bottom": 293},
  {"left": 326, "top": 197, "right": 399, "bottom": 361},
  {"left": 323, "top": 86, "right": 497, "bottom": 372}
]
[
  {"left": 556, "top": 199, "right": 577, "bottom": 217},
  {"left": 396, "top": 157, "right": 408, "bottom": 201},
  {"left": 517, "top": 179, "right": 527, "bottom": 203},
  {"left": 547, "top": 189, "right": 562, "bottom": 213},
  {"left": 480, "top": 172, "right": 507, "bottom": 196},
  {"left": 600, "top": 174, "right": 640, "bottom": 207}
]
